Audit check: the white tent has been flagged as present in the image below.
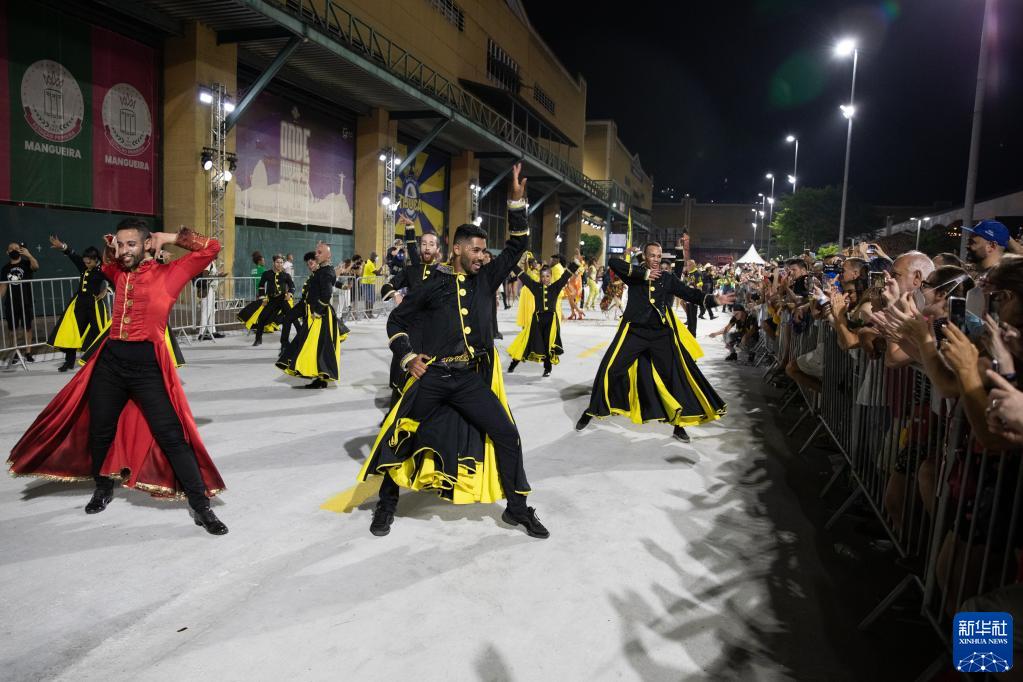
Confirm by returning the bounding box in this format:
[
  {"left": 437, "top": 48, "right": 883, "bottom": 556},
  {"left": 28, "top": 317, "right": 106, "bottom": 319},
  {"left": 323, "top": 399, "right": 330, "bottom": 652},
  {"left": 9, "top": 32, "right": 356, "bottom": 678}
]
[{"left": 736, "top": 244, "right": 766, "bottom": 265}]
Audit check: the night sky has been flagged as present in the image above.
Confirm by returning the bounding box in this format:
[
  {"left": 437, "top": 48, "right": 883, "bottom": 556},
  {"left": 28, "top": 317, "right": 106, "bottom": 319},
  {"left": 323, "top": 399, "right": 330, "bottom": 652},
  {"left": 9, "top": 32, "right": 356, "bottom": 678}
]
[{"left": 522, "top": 0, "right": 1023, "bottom": 209}]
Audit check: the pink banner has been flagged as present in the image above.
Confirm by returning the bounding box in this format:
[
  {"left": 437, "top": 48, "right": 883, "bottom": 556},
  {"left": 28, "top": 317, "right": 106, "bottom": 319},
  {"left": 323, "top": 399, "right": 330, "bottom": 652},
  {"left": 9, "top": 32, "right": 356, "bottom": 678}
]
[{"left": 90, "top": 25, "right": 157, "bottom": 214}]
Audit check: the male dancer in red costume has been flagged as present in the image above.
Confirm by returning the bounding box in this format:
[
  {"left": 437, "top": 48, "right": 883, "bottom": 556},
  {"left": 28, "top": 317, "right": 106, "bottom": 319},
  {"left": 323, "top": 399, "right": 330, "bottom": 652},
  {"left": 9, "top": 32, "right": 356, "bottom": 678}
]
[{"left": 7, "top": 219, "right": 228, "bottom": 535}]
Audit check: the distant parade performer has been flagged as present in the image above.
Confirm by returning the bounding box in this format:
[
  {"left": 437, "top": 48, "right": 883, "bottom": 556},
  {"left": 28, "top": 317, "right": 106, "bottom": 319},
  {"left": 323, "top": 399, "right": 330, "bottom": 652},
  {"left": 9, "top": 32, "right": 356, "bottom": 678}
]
[
  {"left": 279, "top": 251, "right": 318, "bottom": 350},
  {"left": 515, "top": 253, "right": 541, "bottom": 328},
  {"left": 358, "top": 164, "right": 549, "bottom": 539},
  {"left": 507, "top": 252, "right": 580, "bottom": 377},
  {"left": 380, "top": 217, "right": 443, "bottom": 405},
  {"left": 239, "top": 254, "right": 295, "bottom": 346},
  {"left": 46, "top": 235, "right": 111, "bottom": 372},
  {"left": 575, "top": 243, "right": 730, "bottom": 443},
  {"left": 7, "top": 220, "right": 228, "bottom": 535},
  {"left": 276, "top": 241, "right": 349, "bottom": 389}
]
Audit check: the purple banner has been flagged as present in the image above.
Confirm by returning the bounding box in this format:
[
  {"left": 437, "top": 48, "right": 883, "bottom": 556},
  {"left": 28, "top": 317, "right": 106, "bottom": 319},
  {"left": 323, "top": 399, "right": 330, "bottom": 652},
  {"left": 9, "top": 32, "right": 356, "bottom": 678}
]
[{"left": 235, "top": 91, "right": 354, "bottom": 230}]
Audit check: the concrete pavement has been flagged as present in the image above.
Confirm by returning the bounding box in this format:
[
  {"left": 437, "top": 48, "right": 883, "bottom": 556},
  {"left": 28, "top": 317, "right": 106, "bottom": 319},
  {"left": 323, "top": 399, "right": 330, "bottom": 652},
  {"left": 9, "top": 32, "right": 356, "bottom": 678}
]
[{"left": 0, "top": 307, "right": 857, "bottom": 681}]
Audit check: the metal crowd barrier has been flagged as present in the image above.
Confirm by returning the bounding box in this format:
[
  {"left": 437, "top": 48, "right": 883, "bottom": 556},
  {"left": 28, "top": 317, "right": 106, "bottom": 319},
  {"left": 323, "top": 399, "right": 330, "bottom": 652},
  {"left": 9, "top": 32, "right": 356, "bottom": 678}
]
[
  {"left": 0, "top": 271, "right": 398, "bottom": 368},
  {"left": 1, "top": 276, "right": 97, "bottom": 368},
  {"left": 771, "top": 315, "right": 1023, "bottom": 678}
]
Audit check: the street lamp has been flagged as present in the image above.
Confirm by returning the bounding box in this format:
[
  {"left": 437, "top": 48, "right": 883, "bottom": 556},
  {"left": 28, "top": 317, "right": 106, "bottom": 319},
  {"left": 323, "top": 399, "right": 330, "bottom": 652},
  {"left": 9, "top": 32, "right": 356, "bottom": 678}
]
[
  {"left": 764, "top": 172, "right": 776, "bottom": 251},
  {"left": 836, "top": 36, "right": 859, "bottom": 253},
  {"left": 785, "top": 135, "right": 799, "bottom": 193}
]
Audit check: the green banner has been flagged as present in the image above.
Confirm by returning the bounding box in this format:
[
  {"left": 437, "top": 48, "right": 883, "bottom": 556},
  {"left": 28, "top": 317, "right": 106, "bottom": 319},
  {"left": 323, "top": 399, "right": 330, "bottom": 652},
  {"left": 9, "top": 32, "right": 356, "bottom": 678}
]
[{"left": 7, "top": 1, "right": 92, "bottom": 206}]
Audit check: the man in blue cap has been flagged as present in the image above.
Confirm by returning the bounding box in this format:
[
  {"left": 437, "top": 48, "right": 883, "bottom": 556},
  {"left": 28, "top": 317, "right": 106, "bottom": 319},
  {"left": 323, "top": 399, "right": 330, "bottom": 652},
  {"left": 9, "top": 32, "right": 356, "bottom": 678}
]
[{"left": 964, "top": 219, "right": 1009, "bottom": 277}]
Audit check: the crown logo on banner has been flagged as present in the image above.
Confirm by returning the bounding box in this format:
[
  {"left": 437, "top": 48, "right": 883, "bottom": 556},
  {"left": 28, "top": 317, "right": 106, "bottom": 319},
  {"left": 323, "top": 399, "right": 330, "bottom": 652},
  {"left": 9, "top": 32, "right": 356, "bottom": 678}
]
[
  {"left": 42, "top": 64, "right": 64, "bottom": 89},
  {"left": 118, "top": 89, "right": 137, "bottom": 109}
]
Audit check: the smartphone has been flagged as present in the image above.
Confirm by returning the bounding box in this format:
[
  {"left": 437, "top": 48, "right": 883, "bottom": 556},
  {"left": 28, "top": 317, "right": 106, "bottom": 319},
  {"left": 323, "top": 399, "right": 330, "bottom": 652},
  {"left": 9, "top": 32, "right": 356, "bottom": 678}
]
[
  {"left": 866, "top": 244, "right": 878, "bottom": 255},
  {"left": 948, "top": 296, "right": 967, "bottom": 332},
  {"left": 869, "top": 271, "right": 886, "bottom": 289}
]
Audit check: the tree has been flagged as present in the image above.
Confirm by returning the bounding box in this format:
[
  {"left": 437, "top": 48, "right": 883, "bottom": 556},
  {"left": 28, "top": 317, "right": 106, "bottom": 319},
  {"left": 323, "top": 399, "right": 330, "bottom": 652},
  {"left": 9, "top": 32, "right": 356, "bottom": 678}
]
[
  {"left": 579, "top": 233, "right": 603, "bottom": 261},
  {"left": 769, "top": 185, "right": 872, "bottom": 256}
]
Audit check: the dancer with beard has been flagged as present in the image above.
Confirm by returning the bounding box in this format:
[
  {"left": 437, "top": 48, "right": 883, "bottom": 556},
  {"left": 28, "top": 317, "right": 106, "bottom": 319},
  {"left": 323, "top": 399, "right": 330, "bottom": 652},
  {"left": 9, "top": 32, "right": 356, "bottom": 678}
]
[
  {"left": 379, "top": 217, "right": 443, "bottom": 406},
  {"left": 7, "top": 219, "right": 228, "bottom": 534},
  {"left": 46, "top": 235, "right": 110, "bottom": 372},
  {"left": 576, "top": 242, "right": 731, "bottom": 443},
  {"left": 276, "top": 241, "right": 349, "bottom": 388},
  {"left": 507, "top": 254, "right": 580, "bottom": 377},
  {"left": 358, "top": 164, "right": 548, "bottom": 539},
  {"left": 239, "top": 254, "right": 295, "bottom": 346}
]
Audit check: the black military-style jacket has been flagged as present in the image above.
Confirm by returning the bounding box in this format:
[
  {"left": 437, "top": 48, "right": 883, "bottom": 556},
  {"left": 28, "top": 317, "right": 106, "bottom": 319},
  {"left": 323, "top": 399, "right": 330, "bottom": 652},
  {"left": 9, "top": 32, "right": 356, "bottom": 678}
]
[
  {"left": 307, "top": 264, "right": 337, "bottom": 316},
  {"left": 296, "top": 277, "right": 311, "bottom": 303},
  {"left": 382, "top": 227, "right": 438, "bottom": 299},
  {"left": 516, "top": 261, "right": 579, "bottom": 318},
  {"left": 608, "top": 258, "right": 703, "bottom": 327},
  {"left": 258, "top": 270, "right": 295, "bottom": 298},
  {"left": 63, "top": 246, "right": 109, "bottom": 298},
  {"left": 388, "top": 206, "right": 529, "bottom": 366}
]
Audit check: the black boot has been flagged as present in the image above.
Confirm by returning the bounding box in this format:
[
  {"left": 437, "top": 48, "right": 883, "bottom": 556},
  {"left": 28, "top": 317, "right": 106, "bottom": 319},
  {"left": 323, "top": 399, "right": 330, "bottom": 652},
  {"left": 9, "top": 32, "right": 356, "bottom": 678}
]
[
  {"left": 193, "top": 506, "right": 229, "bottom": 535},
  {"left": 542, "top": 360, "right": 552, "bottom": 377},
  {"left": 672, "top": 426, "right": 691, "bottom": 443},
  {"left": 575, "top": 413, "right": 591, "bottom": 431},
  {"left": 370, "top": 505, "right": 395, "bottom": 537},
  {"left": 85, "top": 486, "right": 114, "bottom": 514},
  {"left": 508, "top": 359, "right": 519, "bottom": 374},
  {"left": 502, "top": 506, "right": 550, "bottom": 539}
]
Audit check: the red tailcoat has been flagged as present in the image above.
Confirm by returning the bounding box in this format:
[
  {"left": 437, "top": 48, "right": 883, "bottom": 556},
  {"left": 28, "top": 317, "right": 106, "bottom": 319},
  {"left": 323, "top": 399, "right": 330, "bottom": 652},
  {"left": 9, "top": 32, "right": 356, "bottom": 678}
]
[{"left": 6, "top": 229, "right": 226, "bottom": 498}]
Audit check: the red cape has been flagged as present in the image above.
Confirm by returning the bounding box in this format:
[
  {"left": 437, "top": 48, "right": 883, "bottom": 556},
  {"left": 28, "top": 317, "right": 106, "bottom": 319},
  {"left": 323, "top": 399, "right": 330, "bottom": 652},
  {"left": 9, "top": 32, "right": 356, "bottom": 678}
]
[{"left": 7, "top": 337, "right": 225, "bottom": 498}]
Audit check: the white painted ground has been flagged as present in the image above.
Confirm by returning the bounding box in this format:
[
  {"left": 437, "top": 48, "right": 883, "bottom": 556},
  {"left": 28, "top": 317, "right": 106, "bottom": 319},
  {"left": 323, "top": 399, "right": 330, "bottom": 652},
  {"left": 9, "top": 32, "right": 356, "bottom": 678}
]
[{"left": 0, "top": 307, "right": 847, "bottom": 681}]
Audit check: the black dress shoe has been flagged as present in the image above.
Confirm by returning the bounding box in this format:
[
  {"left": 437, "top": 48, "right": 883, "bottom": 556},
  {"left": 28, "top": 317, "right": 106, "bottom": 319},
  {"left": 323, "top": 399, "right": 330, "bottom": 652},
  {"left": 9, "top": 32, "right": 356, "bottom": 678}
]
[
  {"left": 25, "top": 353, "right": 35, "bottom": 362},
  {"left": 193, "top": 507, "right": 229, "bottom": 535},
  {"left": 57, "top": 362, "right": 73, "bottom": 372},
  {"left": 542, "top": 369, "right": 551, "bottom": 377},
  {"left": 672, "top": 426, "right": 691, "bottom": 443},
  {"left": 85, "top": 487, "right": 113, "bottom": 514},
  {"left": 212, "top": 332, "right": 225, "bottom": 338},
  {"left": 370, "top": 506, "right": 394, "bottom": 536},
  {"left": 502, "top": 507, "right": 550, "bottom": 539},
  {"left": 575, "top": 413, "right": 591, "bottom": 431},
  {"left": 724, "top": 352, "right": 737, "bottom": 362},
  {"left": 299, "top": 378, "right": 327, "bottom": 389},
  {"left": 252, "top": 337, "right": 262, "bottom": 347},
  {"left": 495, "top": 332, "right": 503, "bottom": 340},
  {"left": 507, "top": 360, "right": 518, "bottom": 373}
]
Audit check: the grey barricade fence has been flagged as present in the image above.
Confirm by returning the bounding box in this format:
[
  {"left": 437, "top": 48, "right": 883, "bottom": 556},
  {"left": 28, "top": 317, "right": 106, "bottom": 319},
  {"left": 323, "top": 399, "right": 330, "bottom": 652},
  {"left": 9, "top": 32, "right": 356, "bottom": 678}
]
[
  {"left": 1, "top": 271, "right": 394, "bottom": 367},
  {"left": 0, "top": 275, "right": 102, "bottom": 368},
  {"left": 771, "top": 315, "right": 1023, "bottom": 678}
]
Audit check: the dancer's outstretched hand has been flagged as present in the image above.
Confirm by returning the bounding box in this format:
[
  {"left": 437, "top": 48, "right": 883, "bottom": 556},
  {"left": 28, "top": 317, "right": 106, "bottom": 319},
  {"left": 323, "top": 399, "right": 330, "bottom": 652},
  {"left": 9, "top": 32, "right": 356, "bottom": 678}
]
[{"left": 509, "top": 162, "right": 526, "bottom": 202}]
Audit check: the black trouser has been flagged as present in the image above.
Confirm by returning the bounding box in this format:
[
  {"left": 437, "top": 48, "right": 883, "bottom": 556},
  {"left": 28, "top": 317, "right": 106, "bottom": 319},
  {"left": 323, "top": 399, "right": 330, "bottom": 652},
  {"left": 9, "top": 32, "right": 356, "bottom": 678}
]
[
  {"left": 685, "top": 302, "right": 698, "bottom": 335},
  {"left": 491, "top": 296, "right": 500, "bottom": 337},
  {"left": 377, "top": 364, "right": 528, "bottom": 514},
  {"left": 703, "top": 294, "right": 716, "bottom": 319},
  {"left": 255, "top": 295, "right": 288, "bottom": 340},
  {"left": 280, "top": 302, "right": 305, "bottom": 346},
  {"left": 87, "top": 341, "right": 208, "bottom": 510}
]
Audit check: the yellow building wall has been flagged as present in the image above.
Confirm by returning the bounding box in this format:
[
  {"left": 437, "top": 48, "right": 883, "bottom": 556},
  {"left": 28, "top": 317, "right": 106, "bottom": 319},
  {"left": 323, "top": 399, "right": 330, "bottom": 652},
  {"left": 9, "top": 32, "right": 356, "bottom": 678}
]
[
  {"left": 337, "top": 0, "right": 587, "bottom": 164},
  {"left": 162, "top": 21, "right": 237, "bottom": 272}
]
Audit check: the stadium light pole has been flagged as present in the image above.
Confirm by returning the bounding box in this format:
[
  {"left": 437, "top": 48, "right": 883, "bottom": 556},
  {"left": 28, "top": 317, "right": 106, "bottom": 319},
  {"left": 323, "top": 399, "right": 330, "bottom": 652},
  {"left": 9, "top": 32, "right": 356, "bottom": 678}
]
[
  {"left": 836, "top": 37, "right": 859, "bottom": 250},
  {"left": 785, "top": 135, "right": 799, "bottom": 193}
]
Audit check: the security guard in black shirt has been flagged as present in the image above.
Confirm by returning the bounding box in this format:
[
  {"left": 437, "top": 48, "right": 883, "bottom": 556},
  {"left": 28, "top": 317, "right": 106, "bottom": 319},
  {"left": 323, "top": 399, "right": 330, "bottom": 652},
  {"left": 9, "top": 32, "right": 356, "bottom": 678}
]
[{"left": 358, "top": 163, "right": 549, "bottom": 540}]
